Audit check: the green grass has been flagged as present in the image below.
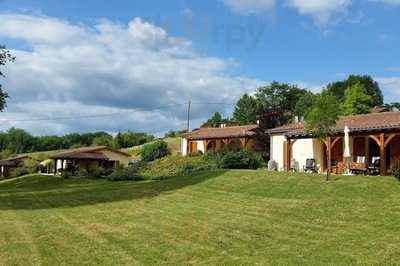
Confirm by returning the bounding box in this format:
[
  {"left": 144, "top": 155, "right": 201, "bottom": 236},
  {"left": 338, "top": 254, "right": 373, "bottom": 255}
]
[
  {"left": 123, "top": 137, "right": 181, "bottom": 157},
  {"left": 1, "top": 171, "right": 400, "bottom": 265}
]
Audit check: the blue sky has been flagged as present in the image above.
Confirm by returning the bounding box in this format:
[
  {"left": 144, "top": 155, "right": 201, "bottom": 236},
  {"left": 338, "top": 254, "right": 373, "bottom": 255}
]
[{"left": 0, "top": 0, "right": 400, "bottom": 135}]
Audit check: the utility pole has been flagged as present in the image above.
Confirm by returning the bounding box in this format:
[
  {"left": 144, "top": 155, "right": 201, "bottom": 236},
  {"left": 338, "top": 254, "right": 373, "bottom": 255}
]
[{"left": 186, "top": 100, "right": 191, "bottom": 132}]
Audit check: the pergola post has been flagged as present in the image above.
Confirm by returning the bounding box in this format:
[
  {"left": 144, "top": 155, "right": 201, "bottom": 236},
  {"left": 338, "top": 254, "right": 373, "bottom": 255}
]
[
  {"left": 380, "top": 133, "right": 387, "bottom": 176},
  {"left": 286, "top": 138, "right": 291, "bottom": 172},
  {"left": 240, "top": 138, "right": 248, "bottom": 148},
  {"left": 327, "top": 137, "right": 332, "bottom": 175},
  {"left": 54, "top": 159, "right": 58, "bottom": 175},
  {"left": 216, "top": 139, "right": 222, "bottom": 151},
  {"left": 365, "top": 136, "right": 370, "bottom": 163}
]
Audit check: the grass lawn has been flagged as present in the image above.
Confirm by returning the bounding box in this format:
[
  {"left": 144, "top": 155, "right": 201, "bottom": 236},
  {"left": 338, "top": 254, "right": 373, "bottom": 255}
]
[
  {"left": 1, "top": 171, "right": 400, "bottom": 265},
  {"left": 123, "top": 137, "right": 181, "bottom": 157}
]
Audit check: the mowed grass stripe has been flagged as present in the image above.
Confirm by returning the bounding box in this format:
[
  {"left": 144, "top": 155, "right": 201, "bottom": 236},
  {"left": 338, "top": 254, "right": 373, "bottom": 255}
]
[
  {"left": 29, "top": 189, "right": 143, "bottom": 265},
  {"left": 1, "top": 172, "right": 400, "bottom": 265}
]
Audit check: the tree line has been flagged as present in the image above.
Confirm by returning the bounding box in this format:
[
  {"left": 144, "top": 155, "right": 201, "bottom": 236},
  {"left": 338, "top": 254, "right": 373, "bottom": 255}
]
[
  {"left": 203, "top": 75, "right": 398, "bottom": 129},
  {"left": 0, "top": 128, "right": 155, "bottom": 158}
]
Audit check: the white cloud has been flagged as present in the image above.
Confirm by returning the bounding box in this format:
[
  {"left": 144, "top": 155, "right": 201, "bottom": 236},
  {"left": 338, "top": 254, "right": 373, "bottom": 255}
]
[
  {"left": 286, "top": 0, "right": 352, "bottom": 24},
  {"left": 371, "top": 0, "right": 400, "bottom": 6},
  {"left": 221, "top": 0, "right": 275, "bottom": 14},
  {"left": 0, "top": 13, "right": 263, "bottom": 135},
  {"left": 376, "top": 77, "right": 400, "bottom": 102},
  {"left": 221, "top": 0, "right": 352, "bottom": 24}
]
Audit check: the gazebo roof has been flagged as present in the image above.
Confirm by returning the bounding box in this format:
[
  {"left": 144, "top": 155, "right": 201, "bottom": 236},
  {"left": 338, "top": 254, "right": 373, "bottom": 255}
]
[
  {"left": 183, "top": 125, "right": 259, "bottom": 141},
  {"left": 50, "top": 146, "right": 130, "bottom": 160},
  {"left": 268, "top": 112, "right": 400, "bottom": 138}
]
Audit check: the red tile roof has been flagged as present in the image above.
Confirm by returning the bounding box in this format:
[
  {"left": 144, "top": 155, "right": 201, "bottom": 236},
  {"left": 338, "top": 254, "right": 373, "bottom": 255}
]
[
  {"left": 269, "top": 112, "right": 400, "bottom": 137},
  {"left": 183, "top": 125, "right": 259, "bottom": 140},
  {"left": 0, "top": 155, "right": 33, "bottom": 166},
  {"left": 50, "top": 146, "right": 130, "bottom": 160}
]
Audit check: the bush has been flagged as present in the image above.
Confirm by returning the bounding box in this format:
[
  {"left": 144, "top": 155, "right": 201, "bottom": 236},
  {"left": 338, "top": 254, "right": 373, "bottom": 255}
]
[
  {"left": 141, "top": 141, "right": 171, "bottom": 162},
  {"left": 140, "top": 155, "right": 218, "bottom": 180},
  {"left": 392, "top": 160, "right": 400, "bottom": 181},
  {"left": 88, "top": 165, "right": 105, "bottom": 179},
  {"left": 218, "top": 150, "right": 264, "bottom": 170},
  {"left": 60, "top": 169, "right": 74, "bottom": 179},
  {"left": 108, "top": 164, "right": 145, "bottom": 182},
  {"left": 8, "top": 159, "right": 39, "bottom": 178}
]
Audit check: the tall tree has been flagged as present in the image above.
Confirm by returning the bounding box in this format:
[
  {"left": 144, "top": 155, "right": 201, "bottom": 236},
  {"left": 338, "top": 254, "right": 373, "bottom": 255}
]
[
  {"left": 305, "top": 91, "right": 340, "bottom": 181},
  {"left": 202, "top": 112, "right": 229, "bottom": 128},
  {"left": 255, "top": 81, "right": 308, "bottom": 127},
  {"left": 232, "top": 94, "right": 258, "bottom": 125},
  {"left": 327, "top": 75, "right": 383, "bottom": 108},
  {"left": 0, "top": 45, "right": 15, "bottom": 112},
  {"left": 294, "top": 91, "right": 316, "bottom": 119},
  {"left": 340, "top": 83, "right": 373, "bottom": 116}
]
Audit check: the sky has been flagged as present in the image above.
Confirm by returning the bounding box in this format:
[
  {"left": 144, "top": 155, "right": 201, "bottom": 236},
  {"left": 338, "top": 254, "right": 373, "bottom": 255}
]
[{"left": 0, "top": 0, "right": 400, "bottom": 136}]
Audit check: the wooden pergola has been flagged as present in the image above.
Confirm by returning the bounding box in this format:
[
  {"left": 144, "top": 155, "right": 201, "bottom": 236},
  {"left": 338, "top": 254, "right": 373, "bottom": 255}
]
[
  {"left": 284, "top": 131, "right": 400, "bottom": 176},
  {"left": 189, "top": 137, "right": 251, "bottom": 154}
]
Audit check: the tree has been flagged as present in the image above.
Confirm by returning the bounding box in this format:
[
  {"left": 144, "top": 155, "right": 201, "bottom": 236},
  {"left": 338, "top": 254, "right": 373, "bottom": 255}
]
[
  {"left": 255, "top": 81, "right": 308, "bottom": 127},
  {"left": 294, "top": 91, "right": 316, "bottom": 119},
  {"left": 327, "top": 75, "right": 383, "bottom": 108},
  {"left": 5, "top": 128, "right": 36, "bottom": 154},
  {"left": 0, "top": 45, "right": 15, "bottom": 112},
  {"left": 305, "top": 91, "right": 340, "bottom": 181},
  {"left": 92, "top": 134, "right": 115, "bottom": 147},
  {"left": 232, "top": 94, "right": 258, "bottom": 125},
  {"left": 340, "top": 83, "right": 373, "bottom": 116},
  {"left": 202, "top": 112, "right": 230, "bottom": 128}
]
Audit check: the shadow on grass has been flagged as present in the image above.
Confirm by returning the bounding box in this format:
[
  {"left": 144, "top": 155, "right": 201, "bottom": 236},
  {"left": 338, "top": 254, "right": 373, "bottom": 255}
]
[{"left": 0, "top": 170, "right": 227, "bottom": 210}]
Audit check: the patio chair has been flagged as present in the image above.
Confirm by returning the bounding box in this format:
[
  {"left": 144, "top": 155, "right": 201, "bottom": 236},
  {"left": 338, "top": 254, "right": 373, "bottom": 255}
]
[
  {"left": 366, "top": 157, "right": 381, "bottom": 176},
  {"left": 303, "top": 159, "right": 317, "bottom": 173},
  {"left": 350, "top": 156, "right": 368, "bottom": 175}
]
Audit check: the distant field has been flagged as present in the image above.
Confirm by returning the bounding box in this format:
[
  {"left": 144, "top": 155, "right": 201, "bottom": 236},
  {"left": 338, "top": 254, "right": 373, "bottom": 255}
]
[
  {"left": 123, "top": 137, "right": 181, "bottom": 157},
  {"left": 1, "top": 171, "right": 400, "bottom": 265}
]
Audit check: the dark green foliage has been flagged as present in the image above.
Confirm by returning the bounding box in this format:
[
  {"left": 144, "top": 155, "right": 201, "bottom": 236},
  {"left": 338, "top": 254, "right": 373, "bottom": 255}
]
[
  {"left": 305, "top": 91, "right": 340, "bottom": 139},
  {"left": 294, "top": 91, "right": 316, "bottom": 118},
  {"left": 108, "top": 164, "right": 145, "bottom": 182},
  {"left": 233, "top": 94, "right": 258, "bottom": 125},
  {"left": 391, "top": 160, "right": 400, "bottom": 181},
  {"left": 114, "top": 131, "right": 154, "bottom": 149},
  {"left": 164, "top": 130, "right": 187, "bottom": 138},
  {"left": 8, "top": 159, "right": 39, "bottom": 178},
  {"left": 255, "top": 81, "right": 308, "bottom": 126},
  {"left": 327, "top": 75, "right": 383, "bottom": 108},
  {"left": 140, "top": 155, "right": 218, "bottom": 180},
  {"left": 215, "top": 150, "right": 264, "bottom": 170},
  {"left": 201, "top": 112, "right": 231, "bottom": 128},
  {"left": 0, "top": 45, "right": 14, "bottom": 112},
  {"left": 141, "top": 141, "right": 171, "bottom": 162},
  {"left": 92, "top": 134, "right": 115, "bottom": 147},
  {"left": 0, "top": 128, "right": 154, "bottom": 155}
]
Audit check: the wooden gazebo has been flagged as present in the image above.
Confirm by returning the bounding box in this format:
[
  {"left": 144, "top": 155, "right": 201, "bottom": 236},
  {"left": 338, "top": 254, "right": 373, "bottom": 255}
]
[{"left": 269, "top": 112, "right": 400, "bottom": 176}]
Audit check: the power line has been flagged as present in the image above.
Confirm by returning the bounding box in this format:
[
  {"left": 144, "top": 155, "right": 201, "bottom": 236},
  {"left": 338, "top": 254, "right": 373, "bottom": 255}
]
[{"left": 0, "top": 101, "right": 236, "bottom": 123}]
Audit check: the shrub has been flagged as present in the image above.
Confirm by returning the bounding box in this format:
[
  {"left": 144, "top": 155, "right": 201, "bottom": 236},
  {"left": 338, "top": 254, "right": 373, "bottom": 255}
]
[
  {"left": 8, "top": 159, "right": 39, "bottom": 178},
  {"left": 140, "top": 155, "right": 218, "bottom": 180},
  {"left": 141, "top": 141, "right": 171, "bottom": 162},
  {"left": 60, "top": 169, "right": 74, "bottom": 179},
  {"left": 87, "top": 165, "right": 105, "bottom": 179},
  {"left": 218, "top": 150, "right": 264, "bottom": 170},
  {"left": 108, "top": 164, "right": 145, "bottom": 182},
  {"left": 392, "top": 160, "right": 400, "bottom": 181},
  {"left": 77, "top": 168, "right": 89, "bottom": 179}
]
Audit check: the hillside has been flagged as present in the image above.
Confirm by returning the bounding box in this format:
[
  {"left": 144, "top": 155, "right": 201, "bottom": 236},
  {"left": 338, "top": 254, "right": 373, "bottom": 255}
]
[
  {"left": 1, "top": 171, "right": 400, "bottom": 265},
  {"left": 123, "top": 137, "right": 181, "bottom": 157}
]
